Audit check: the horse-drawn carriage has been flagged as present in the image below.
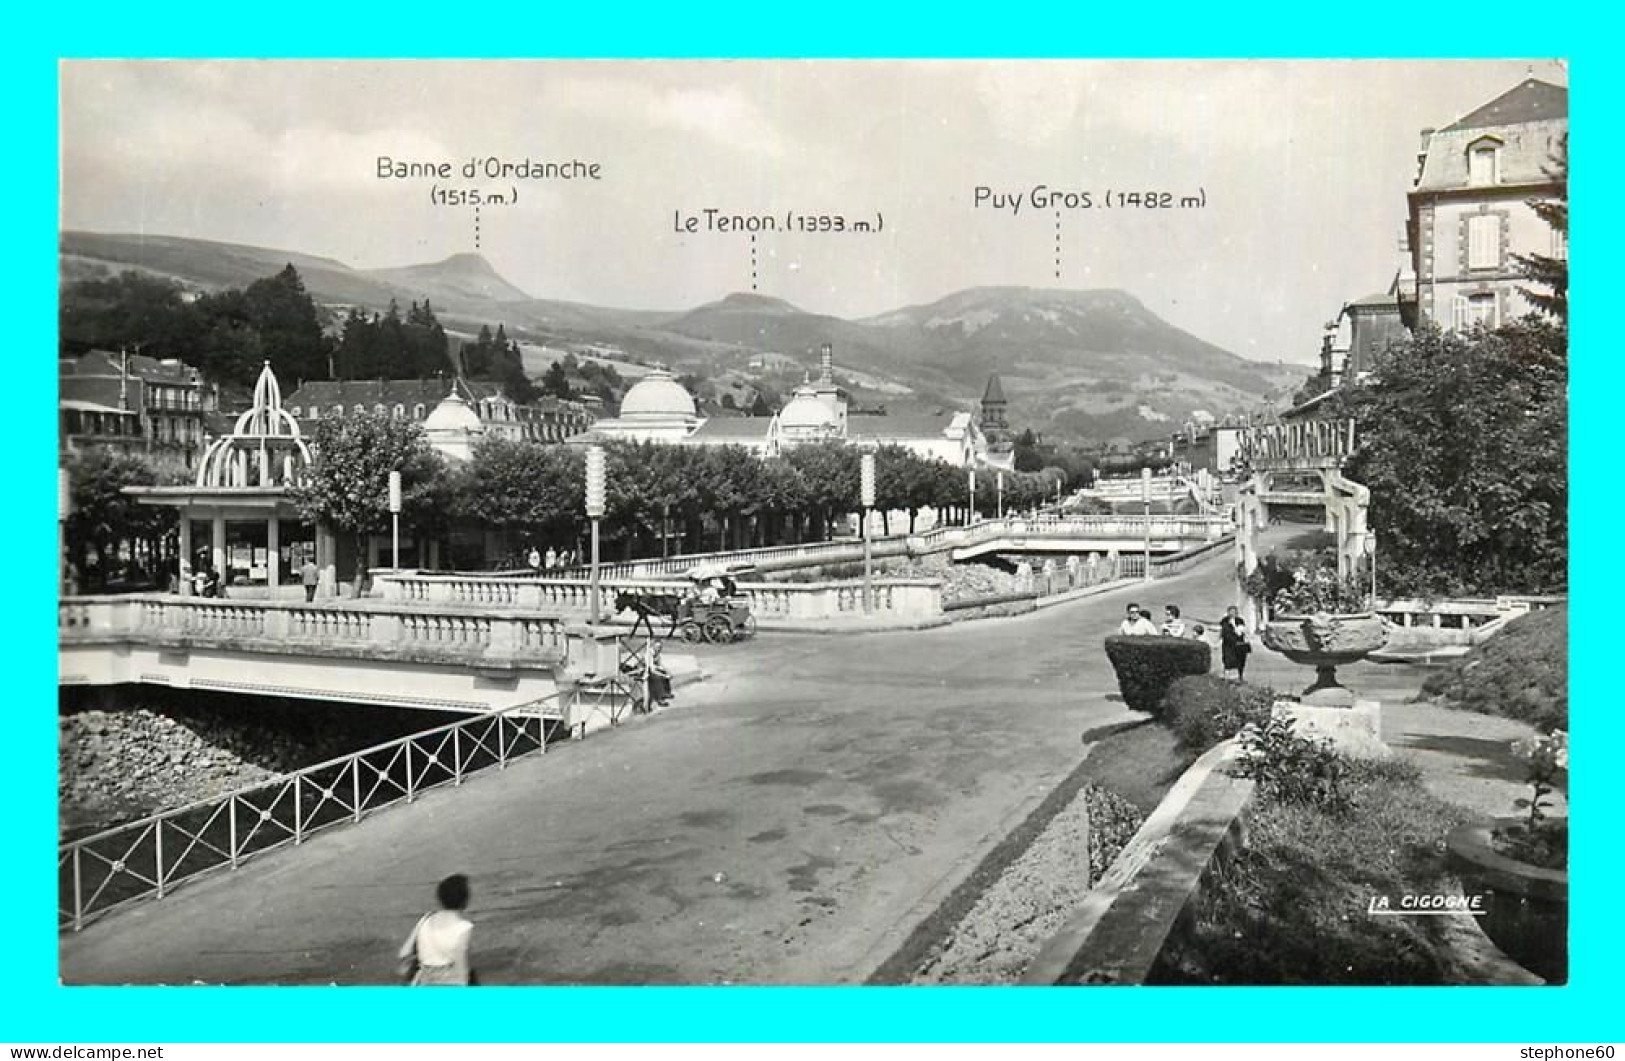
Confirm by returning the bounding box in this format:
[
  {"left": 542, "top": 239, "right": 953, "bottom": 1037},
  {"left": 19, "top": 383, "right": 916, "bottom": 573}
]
[{"left": 614, "top": 563, "right": 758, "bottom": 644}]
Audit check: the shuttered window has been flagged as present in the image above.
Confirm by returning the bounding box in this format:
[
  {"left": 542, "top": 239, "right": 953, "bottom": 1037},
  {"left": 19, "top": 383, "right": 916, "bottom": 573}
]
[{"left": 1467, "top": 215, "right": 1501, "bottom": 269}]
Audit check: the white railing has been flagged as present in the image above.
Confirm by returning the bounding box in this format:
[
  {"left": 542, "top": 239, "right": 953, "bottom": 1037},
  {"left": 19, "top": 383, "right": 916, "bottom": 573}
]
[
  {"left": 60, "top": 596, "right": 571, "bottom": 665},
  {"left": 1375, "top": 594, "right": 1564, "bottom": 642},
  {"left": 59, "top": 690, "right": 569, "bottom": 931}
]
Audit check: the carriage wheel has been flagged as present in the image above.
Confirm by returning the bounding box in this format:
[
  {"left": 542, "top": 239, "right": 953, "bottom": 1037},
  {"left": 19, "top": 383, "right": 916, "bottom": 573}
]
[
  {"left": 679, "top": 620, "right": 703, "bottom": 643},
  {"left": 704, "top": 615, "right": 734, "bottom": 644}
]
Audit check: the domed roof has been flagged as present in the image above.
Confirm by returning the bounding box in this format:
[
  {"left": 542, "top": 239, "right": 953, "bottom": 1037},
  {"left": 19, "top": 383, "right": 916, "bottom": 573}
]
[
  {"left": 619, "top": 368, "right": 697, "bottom": 419},
  {"left": 423, "top": 390, "right": 484, "bottom": 433},
  {"left": 779, "top": 383, "right": 838, "bottom": 430}
]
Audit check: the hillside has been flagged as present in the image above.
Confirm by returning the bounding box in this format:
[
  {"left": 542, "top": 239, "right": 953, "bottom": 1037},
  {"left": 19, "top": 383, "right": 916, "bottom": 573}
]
[{"left": 61, "top": 231, "right": 1306, "bottom": 441}]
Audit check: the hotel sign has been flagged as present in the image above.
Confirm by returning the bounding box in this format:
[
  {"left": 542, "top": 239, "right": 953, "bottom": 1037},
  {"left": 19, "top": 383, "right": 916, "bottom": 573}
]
[{"left": 1238, "top": 419, "right": 1357, "bottom": 470}]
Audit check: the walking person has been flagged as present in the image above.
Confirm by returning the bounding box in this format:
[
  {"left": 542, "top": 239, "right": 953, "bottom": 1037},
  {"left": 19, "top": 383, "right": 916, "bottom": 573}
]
[
  {"left": 527, "top": 546, "right": 542, "bottom": 571},
  {"left": 301, "top": 556, "right": 320, "bottom": 603},
  {"left": 398, "top": 874, "right": 476, "bottom": 986},
  {"left": 1220, "top": 605, "right": 1251, "bottom": 681},
  {"left": 544, "top": 546, "right": 558, "bottom": 571},
  {"left": 1160, "top": 604, "right": 1186, "bottom": 638}
]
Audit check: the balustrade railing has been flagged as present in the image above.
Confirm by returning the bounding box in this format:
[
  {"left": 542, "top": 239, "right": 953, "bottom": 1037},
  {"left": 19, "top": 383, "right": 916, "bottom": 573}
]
[
  {"left": 59, "top": 691, "right": 569, "bottom": 931},
  {"left": 60, "top": 596, "right": 570, "bottom": 667}
]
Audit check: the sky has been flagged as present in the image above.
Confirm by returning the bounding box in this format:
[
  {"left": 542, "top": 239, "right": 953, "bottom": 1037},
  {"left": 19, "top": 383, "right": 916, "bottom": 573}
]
[{"left": 59, "top": 59, "right": 1564, "bottom": 366}]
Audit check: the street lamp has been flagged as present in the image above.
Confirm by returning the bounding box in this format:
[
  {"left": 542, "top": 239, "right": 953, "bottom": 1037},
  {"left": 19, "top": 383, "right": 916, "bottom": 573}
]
[
  {"left": 996, "top": 471, "right": 1004, "bottom": 520},
  {"left": 968, "top": 467, "right": 977, "bottom": 526},
  {"left": 58, "top": 466, "right": 71, "bottom": 596},
  {"left": 585, "top": 446, "right": 606, "bottom": 625},
  {"left": 860, "top": 451, "right": 876, "bottom": 614},
  {"left": 388, "top": 470, "right": 402, "bottom": 571},
  {"left": 1141, "top": 466, "right": 1153, "bottom": 582}
]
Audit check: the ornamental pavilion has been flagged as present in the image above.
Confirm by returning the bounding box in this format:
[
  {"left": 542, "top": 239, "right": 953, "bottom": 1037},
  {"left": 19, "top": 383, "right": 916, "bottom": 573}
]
[{"left": 128, "top": 363, "right": 321, "bottom": 598}]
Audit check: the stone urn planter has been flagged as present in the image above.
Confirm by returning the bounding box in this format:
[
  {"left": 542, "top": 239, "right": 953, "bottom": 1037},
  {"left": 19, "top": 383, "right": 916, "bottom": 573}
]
[
  {"left": 1259, "top": 611, "right": 1389, "bottom": 706},
  {"left": 1447, "top": 817, "right": 1567, "bottom": 984}
]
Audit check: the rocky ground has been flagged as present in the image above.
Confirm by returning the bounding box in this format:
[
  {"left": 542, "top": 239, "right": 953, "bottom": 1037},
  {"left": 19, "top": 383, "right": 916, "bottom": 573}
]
[{"left": 59, "top": 698, "right": 442, "bottom": 838}]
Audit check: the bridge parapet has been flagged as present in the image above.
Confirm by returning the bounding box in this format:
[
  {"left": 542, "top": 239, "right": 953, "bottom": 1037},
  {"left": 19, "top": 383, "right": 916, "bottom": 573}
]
[{"left": 60, "top": 595, "right": 572, "bottom": 671}]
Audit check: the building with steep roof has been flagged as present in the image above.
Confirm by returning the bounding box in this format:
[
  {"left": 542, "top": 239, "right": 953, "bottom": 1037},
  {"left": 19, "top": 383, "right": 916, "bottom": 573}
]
[
  {"left": 979, "top": 373, "right": 1014, "bottom": 470},
  {"left": 283, "top": 377, "right": 594, "bottom": 444},
  {"left": 1407, "top": 78, "right": 1567, "bottom": 331},
  {"left": 59, "top": 349, "right": 215, "bottom": 472}
]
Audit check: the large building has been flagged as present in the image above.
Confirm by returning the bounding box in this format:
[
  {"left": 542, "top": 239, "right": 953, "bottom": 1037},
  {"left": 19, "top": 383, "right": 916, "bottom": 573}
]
[
  {"left": 575, "top": 344, "right": 995, "bottom": 468},
  {"left": 1406, "top": 78, "right": 1567, "bottom": 332},
  {"left": 283, "top": 378, "right": 596, "bottom": 445},
  {"left": 59, "top": 350, "right": 216, "bottom": 472}
]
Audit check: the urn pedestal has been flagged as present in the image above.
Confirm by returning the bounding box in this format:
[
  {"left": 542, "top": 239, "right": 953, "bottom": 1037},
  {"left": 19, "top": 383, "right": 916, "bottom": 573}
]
[{"left": 1260, "top": 611, "right": 1390, "bottom": 706}]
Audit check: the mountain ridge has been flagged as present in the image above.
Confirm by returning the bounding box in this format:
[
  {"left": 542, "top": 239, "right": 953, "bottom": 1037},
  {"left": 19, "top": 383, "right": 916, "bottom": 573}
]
[{"left": 60, "top": 230, "right": 1305, "bottom": 440}]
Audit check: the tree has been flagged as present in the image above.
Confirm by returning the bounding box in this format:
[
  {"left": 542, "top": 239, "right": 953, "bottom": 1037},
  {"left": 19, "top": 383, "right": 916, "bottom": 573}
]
[
  {"left": 292, "top": 413, "right": 448, "bottom": 591},
  {"left": 65, "top": 450, "right": 176, "bottom": 588},
  {"left": 540, "top": 361, "right": 572, "bottom": 399},
  {"left": 455, "top": 435, "right": 581, "bottom": 548},
  {"left": 1515, "top": 134, "right": 1568, "bottom": 323},
  {"left": 1328, "top": 319, "right": 1566, "bottom": 597},
  {"left": 749, "top": 392, "right": 774, "bottom": 417},
  {"left": 242, "top": 265, "right": 332, "bottom": 383}
]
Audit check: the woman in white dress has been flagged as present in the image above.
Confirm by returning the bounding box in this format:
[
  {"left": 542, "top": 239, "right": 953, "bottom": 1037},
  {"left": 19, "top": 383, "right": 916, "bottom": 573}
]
[{"left": 400, "top": 874, "right": 475, "bottom": 986}]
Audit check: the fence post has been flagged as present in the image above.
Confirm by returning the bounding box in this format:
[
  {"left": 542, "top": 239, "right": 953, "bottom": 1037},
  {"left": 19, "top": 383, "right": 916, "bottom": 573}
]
[
  {"left": 73, "top": 847, "right": 83, "bottom": 932},
  {"left": 155, "top": 819, "right": 165, "bottom": 899},
  {"left": 405, "top": 742, "right": 415, "bottom": 804},
  {"left": 352, "top": 759, "right": 362, "bottom": 822},
  {"left": 453, "top": 727, "right": 463, "bottom": 786},
  {"left": 294, "top": 775, "right": 304, "bottom": 845},
  {"left": 498, "top": 716, "right": 509, "bottom": 768},
  {"left": 229, "top": 796, "right": 239, "bottom": 869}
]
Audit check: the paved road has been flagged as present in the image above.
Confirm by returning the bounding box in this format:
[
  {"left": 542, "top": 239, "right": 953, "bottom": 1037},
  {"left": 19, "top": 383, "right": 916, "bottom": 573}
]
[{"left": 60, "top": 554, "right": 1248, "bottom": 986}]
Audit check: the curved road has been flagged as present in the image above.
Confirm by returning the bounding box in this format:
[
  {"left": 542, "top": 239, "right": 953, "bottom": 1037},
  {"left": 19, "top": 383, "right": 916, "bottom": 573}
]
[{"left": 61, "top": 554, "right": 1240, "bottom": 985}]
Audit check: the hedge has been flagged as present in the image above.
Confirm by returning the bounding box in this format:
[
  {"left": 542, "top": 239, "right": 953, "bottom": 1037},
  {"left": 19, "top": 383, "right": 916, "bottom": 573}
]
[
  {"left": 1163, "top": 675, "right": 1277, "bottom": 750},
  {"left": 1103, "top": 636, "right": 1212, "bottom": 716},
  {"left": 1419, "top": 607, "right": 1567, "bottom": 733}
]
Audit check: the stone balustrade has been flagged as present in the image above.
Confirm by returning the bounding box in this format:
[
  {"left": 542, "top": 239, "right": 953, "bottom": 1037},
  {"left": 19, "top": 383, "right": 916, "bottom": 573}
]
[
  {"left": 375, "top": 573, "right": 948, "bottom": 628},
  {"left": 59, "top": 595, "right": 571, "bottom": 669}
]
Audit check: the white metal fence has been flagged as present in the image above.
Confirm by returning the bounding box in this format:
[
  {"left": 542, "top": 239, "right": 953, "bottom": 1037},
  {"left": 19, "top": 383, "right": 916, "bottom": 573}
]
[{"left": 59, "top": 691, "right": 569, "bottom": 932}]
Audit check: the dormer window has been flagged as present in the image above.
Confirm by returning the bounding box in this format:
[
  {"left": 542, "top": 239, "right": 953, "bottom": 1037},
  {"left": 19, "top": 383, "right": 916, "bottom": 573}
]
[{"left": 1468, "top": 138, "right": 1501, "bottom": 187}]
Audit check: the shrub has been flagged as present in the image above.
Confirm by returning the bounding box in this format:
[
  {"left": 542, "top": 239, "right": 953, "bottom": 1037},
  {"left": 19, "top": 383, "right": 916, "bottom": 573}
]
[
  {"left": 1234, "top": 714, "right": 1350, "bottom": 814},
  {"left": 1163, "top": 676, "right": 1276, "bottom": 751},
  {"left": 1419, "top": 607, "right": 1567, "bottom": 732},
  {"left": 1082, "top": 784, "right": 1145, "bottom": 883},
  {"left": 1103, "top": 636, "right": 1212, "bottom": 716}
]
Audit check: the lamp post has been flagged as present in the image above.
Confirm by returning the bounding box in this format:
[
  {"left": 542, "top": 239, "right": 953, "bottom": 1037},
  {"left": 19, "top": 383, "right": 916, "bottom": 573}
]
[
  {"left": 996, "top": 471, "right": 1004, "bottom": 520},
  {"left": 585, "top": 446, "right": 606, "bottom": 625},
  {"left": 388, "top": 470, "right": 402, "bottom": 571},
  {"left": 860, "top": 451, "right": 876, "bottom": 614},
  {"left": 58, "top": 466, "right": 71, "bottom": 596},
  {"left": 968, "top": 468, "right": 977, "bottom": 526},
  {"left": 1365, "top": 532, "right": 1378, "bottom": 605},
  {"left": 1141, "top": 465, "right": 1153, "bottom": 582}
]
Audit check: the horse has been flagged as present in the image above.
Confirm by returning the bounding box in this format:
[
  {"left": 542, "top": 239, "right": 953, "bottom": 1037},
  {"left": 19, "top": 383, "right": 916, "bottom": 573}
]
[{"left": 613, "top": 589, "right": 687, "bottom": 641}]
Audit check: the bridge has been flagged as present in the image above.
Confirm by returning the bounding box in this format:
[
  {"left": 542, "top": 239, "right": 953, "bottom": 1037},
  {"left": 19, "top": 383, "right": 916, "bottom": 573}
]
[{"left": 60, "top": 595, "right": 589, "bottom": 715}]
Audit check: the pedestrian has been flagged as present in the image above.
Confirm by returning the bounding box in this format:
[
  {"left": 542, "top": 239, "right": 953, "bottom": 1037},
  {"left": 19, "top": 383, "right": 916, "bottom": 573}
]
[
  {"left": 1160, "top": 604, "right": 1186, "bottom": 637},
  {"left": 301, "top": 556, "right": 320, "bottom": 603},
  {"left": 544, "top": 547, "right": 558, "bottom": 570},
  {"left": 398, "top": 874, "right": 476, "bottom": 986},
  {"left": 1117, "top": 603, "right": 1158, "bottom": 636},
  {"left": 527, "top": 547, "right": 542, "bottom": 571},
  {"left": 1221, "top": 605, "right": 1251, "bottom": 681}
]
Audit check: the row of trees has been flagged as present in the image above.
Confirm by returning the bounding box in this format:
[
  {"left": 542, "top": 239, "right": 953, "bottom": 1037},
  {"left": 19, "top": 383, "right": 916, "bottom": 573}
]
[
  {"left": 289, "top": 418, "right": 1073, "bottom": 572},
  {"left": 335, "top": 300, "right": 451, "bottom": 384}
]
